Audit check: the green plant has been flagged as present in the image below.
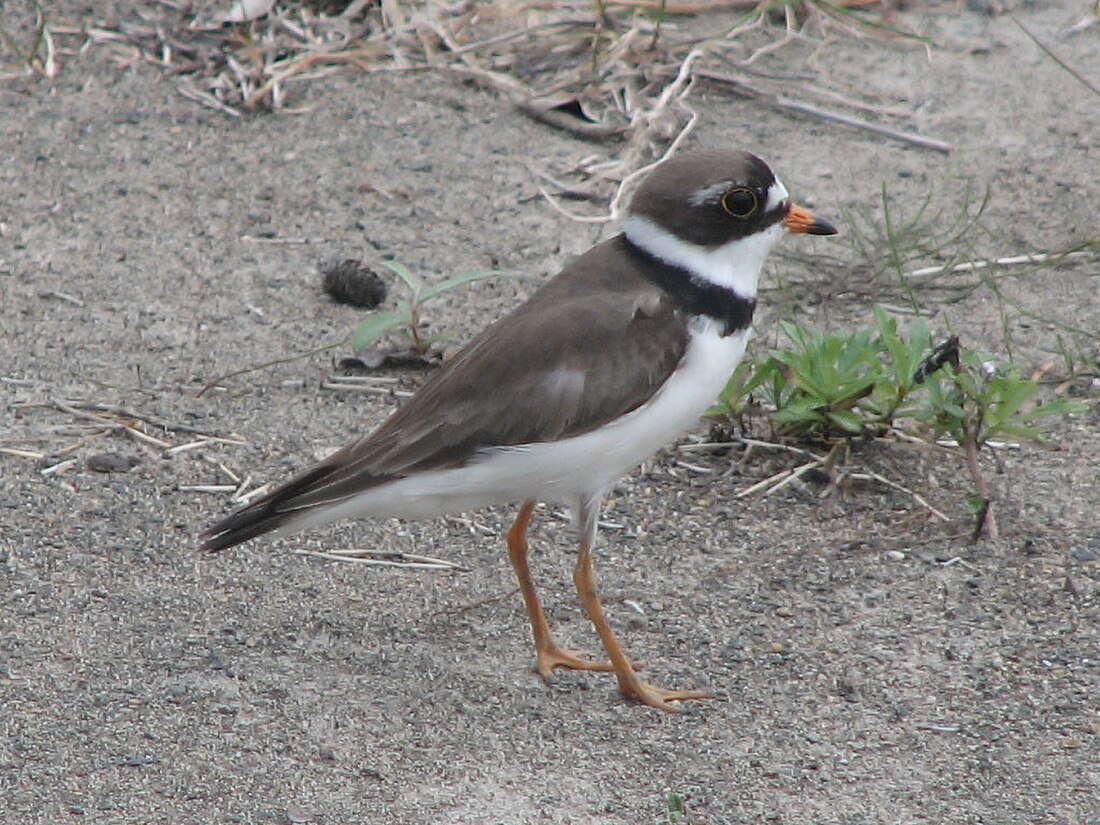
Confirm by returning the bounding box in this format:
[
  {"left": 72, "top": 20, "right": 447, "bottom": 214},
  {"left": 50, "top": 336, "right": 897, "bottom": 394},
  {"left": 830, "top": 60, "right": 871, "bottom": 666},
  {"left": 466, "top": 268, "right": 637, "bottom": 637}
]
[
  {"left": 706, "top": 361, "right": 754, "bottom": 421},
  {"left": 914, "top": 349, "right": 1086, "bottom": 539},
  {"left": 849, "top": 183, "right": 992, "bottom": 288},
  {"left": 351, "top": 261, "right": 508, "bottom": 356},
  {"left": 1014, "top": 16, "right": 1100, "bottom": 99},
  {"left": 709, "top": 308, "right": 1087, "bottom": 539},
  {"left": 746, "top": 321, "right": 881, "bottom": 436},
  {"left": 589, "top": 0, "right": 608, "bottom": 75},
  {"left": 716, "top": 306, "right": 932, "bottom": 439},
  {"left": 665, "top": 791, "right": 688, "bottom": 825},
  {"left": 644, "top": 0, "right": 671, "bottom": 49},
  {"left": 815, "top": 182, "right": 1098, "bottom": 377}
]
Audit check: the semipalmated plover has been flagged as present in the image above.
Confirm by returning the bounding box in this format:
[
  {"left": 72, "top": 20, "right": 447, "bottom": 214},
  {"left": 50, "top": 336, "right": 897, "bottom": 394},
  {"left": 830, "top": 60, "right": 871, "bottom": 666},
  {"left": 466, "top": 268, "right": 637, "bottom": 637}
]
[{"left": 201, "top": 149, "right": 836, "bottom": 711}]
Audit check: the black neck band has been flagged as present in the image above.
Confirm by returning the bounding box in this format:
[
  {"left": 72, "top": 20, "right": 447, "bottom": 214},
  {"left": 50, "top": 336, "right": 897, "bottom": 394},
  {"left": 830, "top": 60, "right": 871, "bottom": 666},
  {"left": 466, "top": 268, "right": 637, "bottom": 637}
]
[{"left": 619, "top": 235, "right": 756, "bottom": 337}]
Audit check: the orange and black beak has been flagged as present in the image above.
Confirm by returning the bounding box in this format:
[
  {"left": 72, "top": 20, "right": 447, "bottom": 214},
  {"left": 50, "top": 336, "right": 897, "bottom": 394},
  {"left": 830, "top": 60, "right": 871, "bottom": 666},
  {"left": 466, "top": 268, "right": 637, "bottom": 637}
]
[{"left": 784, "top": 203, "right": 837, "bottom": 236}]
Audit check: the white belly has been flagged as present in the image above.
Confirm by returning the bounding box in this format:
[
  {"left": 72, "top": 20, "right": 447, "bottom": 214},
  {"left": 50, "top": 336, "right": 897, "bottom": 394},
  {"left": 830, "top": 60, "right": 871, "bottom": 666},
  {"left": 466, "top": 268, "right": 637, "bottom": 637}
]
[{"left": 289, "top": 321, "right": 749, "bottom": 532}]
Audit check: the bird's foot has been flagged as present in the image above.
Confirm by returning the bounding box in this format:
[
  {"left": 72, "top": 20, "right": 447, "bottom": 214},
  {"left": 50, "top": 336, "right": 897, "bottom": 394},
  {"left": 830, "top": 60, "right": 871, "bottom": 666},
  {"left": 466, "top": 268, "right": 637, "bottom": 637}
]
[
  {"left": 536, "top": 643, "right": 644, "bottom": 681},
  {"left": 617, "top": 675, "right": 712, "bottom": 713}
]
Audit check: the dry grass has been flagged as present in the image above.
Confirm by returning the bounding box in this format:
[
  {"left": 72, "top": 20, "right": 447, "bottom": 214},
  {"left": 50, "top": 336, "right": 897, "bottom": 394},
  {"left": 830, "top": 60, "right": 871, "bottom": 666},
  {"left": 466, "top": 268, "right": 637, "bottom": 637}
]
[{"left": 57, "top": 0, "right": 945, "bottom": 205}]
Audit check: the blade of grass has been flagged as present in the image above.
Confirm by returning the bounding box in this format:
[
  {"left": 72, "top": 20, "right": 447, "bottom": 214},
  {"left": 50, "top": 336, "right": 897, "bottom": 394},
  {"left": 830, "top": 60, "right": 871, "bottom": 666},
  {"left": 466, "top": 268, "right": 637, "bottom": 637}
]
[
  {"left": 419, "top": 269, "right": 508, "bottom": 302},
  {"left": 351, "top": 310, "right": 404, "bottom": 354},
  {"left": 1013, "top": 17, "right": 1100, "bottom": 97},
  {"left": 379, "top": 260, "right": 423, "bottom": 295}
]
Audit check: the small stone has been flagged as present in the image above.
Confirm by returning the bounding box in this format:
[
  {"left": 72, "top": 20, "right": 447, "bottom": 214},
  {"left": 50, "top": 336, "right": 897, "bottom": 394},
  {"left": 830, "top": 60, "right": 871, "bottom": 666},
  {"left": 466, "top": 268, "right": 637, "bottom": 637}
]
[
  {"left": 86, "top": 453, "right": 140, "bottom": 473},
  {"left": 885, "top": 550, "right": 907, "bottom": 561},
  {"left": 1070, "top": 546, "right": 1098, "bottom": 563},
  {"left": 117, "top": 754, "right": 158, "bottom": 767},
  {"left": 835, "top": 674, "right": 860, "bottom": 702},
  {"left": 285, "top": 803, "right": 314, "bottom": 823}
]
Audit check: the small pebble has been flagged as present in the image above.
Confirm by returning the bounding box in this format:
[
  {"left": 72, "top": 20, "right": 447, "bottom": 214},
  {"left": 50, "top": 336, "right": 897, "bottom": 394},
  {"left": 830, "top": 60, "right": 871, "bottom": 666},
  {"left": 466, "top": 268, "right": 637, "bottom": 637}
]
[
  {"left": 1070, "top": 546, "right": 1098, "bottom": 563},
  {"left": 116, "top": 754, "right": 158, "bottom": 767},
  {"left": 86, "top": 453, "right": 140, "bottom": 473}
]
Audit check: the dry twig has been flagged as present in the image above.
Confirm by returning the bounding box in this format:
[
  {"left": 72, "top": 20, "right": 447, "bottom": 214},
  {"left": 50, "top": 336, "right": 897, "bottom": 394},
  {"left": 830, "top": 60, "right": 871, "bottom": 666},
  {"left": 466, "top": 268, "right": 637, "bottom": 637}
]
[
  {"left": 682, "top": 436, "right": 949, "bottom": 520},
  {"left": 80, "top": 0, "right": 942, "bottom": 196},
  {"left": 292, "top": 546, "right": 469, "bottom": 571}
]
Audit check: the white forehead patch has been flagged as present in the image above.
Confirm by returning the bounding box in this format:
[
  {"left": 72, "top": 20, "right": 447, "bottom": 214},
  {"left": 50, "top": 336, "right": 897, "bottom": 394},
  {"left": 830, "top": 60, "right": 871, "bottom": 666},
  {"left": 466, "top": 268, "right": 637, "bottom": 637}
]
[
  {"left": 689, "top": 179, "right": 789, "bottom": 211},
  {"left": 688, "top": 181, "right": 734, "bottom": 207},
  {"left": 765, "top": 180, "right": 789, "bottom": 213}
]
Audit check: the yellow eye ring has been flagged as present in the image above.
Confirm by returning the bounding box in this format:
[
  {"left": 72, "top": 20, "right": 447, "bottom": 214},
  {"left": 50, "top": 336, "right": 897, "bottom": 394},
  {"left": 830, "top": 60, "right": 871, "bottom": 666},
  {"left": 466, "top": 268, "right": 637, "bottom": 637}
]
[{"left": 720, "top": 187, "right": 759, "bottom": 218}]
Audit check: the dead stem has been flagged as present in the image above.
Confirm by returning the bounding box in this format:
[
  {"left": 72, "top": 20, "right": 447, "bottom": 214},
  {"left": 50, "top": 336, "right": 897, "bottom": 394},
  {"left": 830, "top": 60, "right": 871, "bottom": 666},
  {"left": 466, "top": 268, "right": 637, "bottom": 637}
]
[
  {"left": 197, "top": 339, "right": 345, "bottom": 397},
  {"left": 964, "top": 437, "right": 998, "bottom": 541},
  {"left": 82, "top": 0, "right": 947, "bottom": 188},
  {"left": 292, "top": 546, "right": 470, "bottom": 571},
  {"left": 695, "top": 69, "right": 953, "bottom": 153},
  {"left": 686, "top": 436, "right": 950, "bottom": 521}
]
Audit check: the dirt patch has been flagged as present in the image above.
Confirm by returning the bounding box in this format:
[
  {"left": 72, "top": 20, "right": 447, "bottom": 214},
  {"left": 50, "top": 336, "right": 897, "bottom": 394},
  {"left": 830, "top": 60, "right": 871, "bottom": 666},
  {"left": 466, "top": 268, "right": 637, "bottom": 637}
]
[{"left": 2, "top": 3, "right": 1097, "bottom": 823}]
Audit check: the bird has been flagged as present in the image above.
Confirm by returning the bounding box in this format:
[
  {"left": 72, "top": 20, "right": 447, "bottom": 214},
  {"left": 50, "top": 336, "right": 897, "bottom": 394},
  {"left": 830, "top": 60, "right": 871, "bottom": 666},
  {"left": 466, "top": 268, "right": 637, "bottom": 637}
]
[{"left": 201, "top": 148, "right": 836, "bottom": 711}]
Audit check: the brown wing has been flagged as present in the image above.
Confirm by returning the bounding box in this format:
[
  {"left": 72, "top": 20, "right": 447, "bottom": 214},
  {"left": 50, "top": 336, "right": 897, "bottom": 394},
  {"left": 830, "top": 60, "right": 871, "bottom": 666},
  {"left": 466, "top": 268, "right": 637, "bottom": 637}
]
[{"left": 201, "top": 238, "right": 688, "bottom": 551}]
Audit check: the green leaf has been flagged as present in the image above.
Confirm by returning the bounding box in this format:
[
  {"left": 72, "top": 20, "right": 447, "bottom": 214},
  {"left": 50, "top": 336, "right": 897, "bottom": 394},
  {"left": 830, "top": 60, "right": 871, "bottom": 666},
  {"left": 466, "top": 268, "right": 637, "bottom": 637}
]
[
  {"left": 965, "top": 494, "right": 986, "bottom": 515},
  {"left": 1018, "top": 399, "right": 1088, "bottom": 420},
  {"left": 873, "top": 305, "right": 897, "bottom": 341},
  {"left": 740, "top": 358, "right": 783, "bottom": 397},
  {"left": 990, "top": 377, "right": 1039, "bottom": 421},
  {"left": 873, "top": 305, "right": 934, "bottom": 392},
  {"left": 420, "top": 269, "right": 509, "bottom": 302},
  {"left": 826, "top": 409, "right": 866, "bottom": 434},
  {"left": 666, "top": 791, "right": 686, "bottom": 823},
  {"left": 993, "top": 422, "right": 1045, "bottom": 441},
  {"left": 706, "top": 361, "right": 753, "bottom": 418},
  {"left": 379, "top": 260, "right": 423, "bottom": 295},
  {"left": 351, "top": 310, "right": 404, "bottom": 354},
  {"left": 906, "top": 318, "right": 932, "bottom": 373}
]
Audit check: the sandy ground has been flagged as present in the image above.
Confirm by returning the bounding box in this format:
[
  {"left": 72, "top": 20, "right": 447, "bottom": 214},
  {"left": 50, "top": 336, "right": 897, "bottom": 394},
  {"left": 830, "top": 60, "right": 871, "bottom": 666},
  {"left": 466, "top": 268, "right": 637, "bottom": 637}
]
[{"left": 2, "top": 2, "right": 1098, "bottom": 823}]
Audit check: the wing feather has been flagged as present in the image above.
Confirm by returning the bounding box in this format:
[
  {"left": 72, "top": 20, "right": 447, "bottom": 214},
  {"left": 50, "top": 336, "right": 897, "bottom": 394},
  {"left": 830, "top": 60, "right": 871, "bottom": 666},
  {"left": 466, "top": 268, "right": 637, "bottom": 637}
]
[{"left": 201, "top": 238, "right": 688, "bottom": 551}]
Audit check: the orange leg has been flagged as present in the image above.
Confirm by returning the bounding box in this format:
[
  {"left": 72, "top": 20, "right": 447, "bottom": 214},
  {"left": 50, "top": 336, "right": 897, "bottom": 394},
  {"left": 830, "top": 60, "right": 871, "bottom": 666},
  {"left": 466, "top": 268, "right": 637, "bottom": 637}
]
[
  {"left": 506, "top": 501, "right": 616, "bottom": 679},
  {"left": 573, "top": 540, "right": 712, "bottom": 712}
]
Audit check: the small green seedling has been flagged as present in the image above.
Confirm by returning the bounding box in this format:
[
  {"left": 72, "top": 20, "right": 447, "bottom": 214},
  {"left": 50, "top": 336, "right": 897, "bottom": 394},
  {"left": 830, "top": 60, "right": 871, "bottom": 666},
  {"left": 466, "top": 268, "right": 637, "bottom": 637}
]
[
  {"left": 845, "top": 183, "right": 992, "bottom": 288},
  {"left": 709, "top": 307, "right": 1087, "bottom": 539},
  {"left": 665, "top": 791, "right": 688, "bottom": 824},
  {"left": 351, "top": 261, "right": 508, "bottom": 356},
  {"left": 746, "top": 321, "right": 882, "bottom": 437},
  {"left": 915, "top": 348, "right": 1086, "bottom": 539},
  {"left": 716, "top": 306, "right": 933, "bottom": 440}
]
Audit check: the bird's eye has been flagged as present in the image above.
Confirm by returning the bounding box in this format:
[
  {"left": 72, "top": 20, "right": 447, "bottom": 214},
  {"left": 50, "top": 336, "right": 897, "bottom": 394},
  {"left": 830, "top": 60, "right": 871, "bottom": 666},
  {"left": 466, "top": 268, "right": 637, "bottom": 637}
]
[{"left": 720, "top": 188, "right": 758, "bottom": 218}]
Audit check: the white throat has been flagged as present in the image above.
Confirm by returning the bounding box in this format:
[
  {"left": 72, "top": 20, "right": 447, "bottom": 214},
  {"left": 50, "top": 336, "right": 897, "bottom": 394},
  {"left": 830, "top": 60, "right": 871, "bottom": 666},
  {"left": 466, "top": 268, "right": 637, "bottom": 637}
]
[
  {"left": 622, "top": 180, "right": 790, "bottom": 300},
  {"left": 622, "top": 216, "right": 784, "bottom": 300}
]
